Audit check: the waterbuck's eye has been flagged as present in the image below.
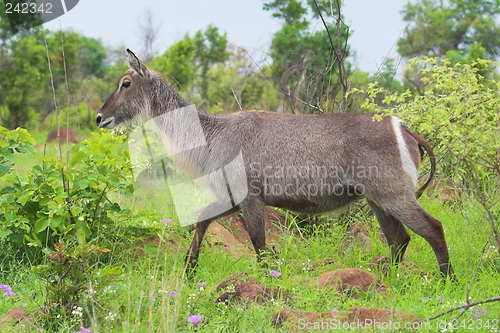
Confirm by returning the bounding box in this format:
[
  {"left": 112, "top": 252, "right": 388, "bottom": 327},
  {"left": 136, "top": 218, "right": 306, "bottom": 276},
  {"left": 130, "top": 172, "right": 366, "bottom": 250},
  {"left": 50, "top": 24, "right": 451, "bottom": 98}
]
[{"left": 122, "top": 81, "right": 131, "bottom": 88}]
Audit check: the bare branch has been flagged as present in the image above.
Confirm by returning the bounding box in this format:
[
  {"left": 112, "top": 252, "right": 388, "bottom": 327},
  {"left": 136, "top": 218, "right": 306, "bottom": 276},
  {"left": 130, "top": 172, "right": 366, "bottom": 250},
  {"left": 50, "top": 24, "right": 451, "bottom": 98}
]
[
  {"left": 246, "top": 50, "right": 324, "bottom": 113},
  {"left": 312, "top": 0, "right": 349, "bottom": 112},
  {"left": 231, "top": 88, "right": 243, "bottom": 111},
  {"left": 137, "top": 8, "right": 163, "bottom": 62},
  {"left": 427, "top": 296, "right": 500, "bottom": 321}
]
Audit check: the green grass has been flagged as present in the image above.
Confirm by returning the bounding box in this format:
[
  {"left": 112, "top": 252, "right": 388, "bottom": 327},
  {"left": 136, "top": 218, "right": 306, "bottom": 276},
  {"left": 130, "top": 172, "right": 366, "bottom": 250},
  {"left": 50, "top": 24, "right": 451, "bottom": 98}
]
[
  {"left": 1, "top": 133, "right": 500, "bottom": 332},
  {"left": 2, "top": 199, "right": 500, "bottom": 332}
]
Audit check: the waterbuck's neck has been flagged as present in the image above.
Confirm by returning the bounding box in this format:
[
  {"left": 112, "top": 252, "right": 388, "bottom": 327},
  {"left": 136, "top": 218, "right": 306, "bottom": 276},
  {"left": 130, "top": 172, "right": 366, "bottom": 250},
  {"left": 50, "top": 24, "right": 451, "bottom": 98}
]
[
  {"left": 147, "top": 73, "right": 222, "bottom": 176},
  {"left": 147, "top": 71, "right": 191, "bottom": 118}
]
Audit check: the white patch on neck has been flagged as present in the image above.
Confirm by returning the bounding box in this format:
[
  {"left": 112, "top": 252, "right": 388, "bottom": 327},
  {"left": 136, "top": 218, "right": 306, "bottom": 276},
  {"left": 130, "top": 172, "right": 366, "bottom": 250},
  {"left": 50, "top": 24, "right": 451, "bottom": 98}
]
[{"left": 391, "top": 116, "right": 418, "bottom": 187}]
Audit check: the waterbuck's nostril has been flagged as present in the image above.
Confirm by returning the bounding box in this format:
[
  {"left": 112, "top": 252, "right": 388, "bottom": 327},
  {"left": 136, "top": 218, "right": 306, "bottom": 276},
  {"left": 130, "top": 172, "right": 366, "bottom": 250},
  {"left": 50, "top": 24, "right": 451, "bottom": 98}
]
[{"left": 96, "top": 114, "right": 102, "bottom": 126}]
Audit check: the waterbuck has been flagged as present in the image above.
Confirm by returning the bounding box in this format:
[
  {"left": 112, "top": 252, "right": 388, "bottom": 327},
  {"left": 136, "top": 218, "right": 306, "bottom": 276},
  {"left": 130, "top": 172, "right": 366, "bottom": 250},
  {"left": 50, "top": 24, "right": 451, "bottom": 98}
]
[{"left": 97, "top": 49, "right": 454, "bottom": 278}]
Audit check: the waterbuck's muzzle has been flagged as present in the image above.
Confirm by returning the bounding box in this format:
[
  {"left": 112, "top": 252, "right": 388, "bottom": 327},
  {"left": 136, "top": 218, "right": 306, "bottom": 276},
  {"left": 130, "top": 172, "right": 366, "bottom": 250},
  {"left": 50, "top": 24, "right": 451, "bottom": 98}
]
[{"left": 96, "top": 113, "right": 116, "bottom": 129}]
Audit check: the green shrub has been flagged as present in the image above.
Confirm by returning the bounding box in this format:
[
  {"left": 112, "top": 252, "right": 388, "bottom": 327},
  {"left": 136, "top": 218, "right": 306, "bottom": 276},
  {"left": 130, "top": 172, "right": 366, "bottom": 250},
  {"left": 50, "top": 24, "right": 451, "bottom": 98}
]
[
  {"left": 0, "top": 127, "right": 162, "bottom": 327},
  {"left": 358, "top": 57, "right": 500, "bottom": 248}
]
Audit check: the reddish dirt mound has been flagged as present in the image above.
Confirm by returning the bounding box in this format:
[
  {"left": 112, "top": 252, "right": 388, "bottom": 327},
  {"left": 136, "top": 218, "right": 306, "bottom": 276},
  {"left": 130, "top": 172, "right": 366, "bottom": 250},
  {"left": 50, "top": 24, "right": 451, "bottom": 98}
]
[
  {"left": 215, "top": 272, "right": 257, "bottom": 290},
  {"left": 215, "top": 282, "right": 291, "bottom": 306},
  {"left": 46, "top": 127, "right": 79, "bottom": 144},
  {"left": 135, "top": 232, "right": 184, "bottom": 257},
  {"left": 428, "top": 175, "right": 462, "bottom": 204},
  {"left": 214, "top": 272, "right": 290, "bottom": 306},
  {"left": 0, "top": 308, "right": 30, "bottom": 330},
  {"left": 272, "top": 307, "right": 421, "bottom": 331},
  {"left": 309, "top": 268, "right": 388, "bottom": 298},
  {"left": 343, "top": 220, "right": 385, "bottom": 254},
  {"left": 370, "top": 255, "right": 425, "bottom": 277},
  {"left": 205, "top": 208, "right": 287, "bottom": 258}
]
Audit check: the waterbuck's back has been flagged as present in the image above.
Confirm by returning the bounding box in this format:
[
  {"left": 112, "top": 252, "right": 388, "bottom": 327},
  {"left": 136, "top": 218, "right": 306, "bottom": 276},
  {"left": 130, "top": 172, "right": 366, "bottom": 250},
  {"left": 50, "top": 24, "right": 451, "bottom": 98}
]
[{"left": 207, "top": 111, "right": 420, "bottom": 214}]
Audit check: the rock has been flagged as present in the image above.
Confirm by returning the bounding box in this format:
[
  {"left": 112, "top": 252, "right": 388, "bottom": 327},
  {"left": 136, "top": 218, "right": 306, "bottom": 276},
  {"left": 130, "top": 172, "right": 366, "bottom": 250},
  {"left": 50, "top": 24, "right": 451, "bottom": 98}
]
[{"left": 272, "top": 307, "right": 421, "bottom": 331}]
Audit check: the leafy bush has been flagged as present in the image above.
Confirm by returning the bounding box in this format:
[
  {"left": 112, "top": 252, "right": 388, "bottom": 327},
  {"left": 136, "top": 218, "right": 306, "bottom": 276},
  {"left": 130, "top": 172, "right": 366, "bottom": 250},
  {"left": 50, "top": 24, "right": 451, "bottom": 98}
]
[
  {"left": 359, "top": 57, "right": 500, "bottom": 247},
  {"left": 0, "top": 127, "right": 161, "bottom": 326},
  {"left": 1, "top": 130, "right": 134, "bottom": 252}
]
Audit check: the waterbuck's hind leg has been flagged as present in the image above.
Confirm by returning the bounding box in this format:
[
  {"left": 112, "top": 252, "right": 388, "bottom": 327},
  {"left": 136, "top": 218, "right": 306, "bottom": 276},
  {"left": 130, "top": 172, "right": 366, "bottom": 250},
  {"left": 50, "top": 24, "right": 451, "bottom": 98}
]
[
  {"left": 185, "top": 201, "right": 239, "bottom": 271},
  {"left": 368, "top": 200, "right": 411, "bottom": 266},
  {"left": 240, "top": 197, "right": 267, "bottom": 263},
  {"left": 385, "top": 198, "right": 455, "bottom": 279}
]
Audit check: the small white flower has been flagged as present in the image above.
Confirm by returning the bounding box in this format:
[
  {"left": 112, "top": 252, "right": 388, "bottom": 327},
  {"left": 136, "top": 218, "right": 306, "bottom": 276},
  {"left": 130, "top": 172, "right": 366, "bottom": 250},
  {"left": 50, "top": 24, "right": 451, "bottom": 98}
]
[
  {"left": 105, "top": 312, "right": 118, "bottom": 321},
  {"left": 71, "top": 306, "right": 83, "bottom": 317}
]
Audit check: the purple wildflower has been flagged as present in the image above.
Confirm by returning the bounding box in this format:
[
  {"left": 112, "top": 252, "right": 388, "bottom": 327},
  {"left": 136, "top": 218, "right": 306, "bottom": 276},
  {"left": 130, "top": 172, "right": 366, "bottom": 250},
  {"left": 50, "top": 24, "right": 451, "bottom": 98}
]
[
  {"left": 1, "top": 284, "right": 15, "bottom": 296},
  {"left": 187, "top": 314, "right": 202, "bottom": 326},
  {"left": 167, "top": 291, "right": 179, "bottom": 297},
  {"left": 160, "top": 218, "right": 173, "bottom": 225},
  {"left": 270, "top": 270, "right": 282, "bottom": 277},
  {"left": 198, "top": 281, "right": 207, "bottom": 289},
  {"left": 331, "top": 309, "right": 339, "bottom": 314},
  {"left": 472, "top": 308, "right": 487, "bottom": 319},
  {"left": 437, "top": 295, "right": 444, "bottom": 303},
  {"left": 74, "top": 327, "right": 92, "bottom": 333},
  {"left": 420, "top": 297, "right": 431, "bottom": 302}
]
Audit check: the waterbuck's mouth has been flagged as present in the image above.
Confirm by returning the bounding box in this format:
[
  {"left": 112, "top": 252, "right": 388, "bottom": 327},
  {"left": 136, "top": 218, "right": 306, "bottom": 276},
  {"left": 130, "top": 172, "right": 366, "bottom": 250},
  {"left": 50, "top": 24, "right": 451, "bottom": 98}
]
[{"left": 96, "top": 114, "right": 116, "bottom": 129}]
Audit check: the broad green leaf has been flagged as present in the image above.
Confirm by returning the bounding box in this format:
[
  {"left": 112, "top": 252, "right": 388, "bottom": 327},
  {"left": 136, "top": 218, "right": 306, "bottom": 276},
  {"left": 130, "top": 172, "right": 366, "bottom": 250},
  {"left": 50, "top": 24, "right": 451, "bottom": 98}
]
[
  {"left": 0, "top": 229, "right": 12, "bottom": 239},
  {"left": 34, "top": 217, "right": 49, "bottom": 233},
  {"left": 17, "top": 191, "right": 30, "bottom": 206},
  {"left": 39, "top": 197, "right": 51, "bottom": 206},
  {"left": 70, "top": 151, "right": 86, "bottom": 166},
  {"left": 75, "top": 219, "right": 92, "bottom": 237},
  {"left": 0, "top": 163, "right": 11, "bottom": 176},
  {"left": 74, "top": 178, "right": 89, "bottom": 190}
]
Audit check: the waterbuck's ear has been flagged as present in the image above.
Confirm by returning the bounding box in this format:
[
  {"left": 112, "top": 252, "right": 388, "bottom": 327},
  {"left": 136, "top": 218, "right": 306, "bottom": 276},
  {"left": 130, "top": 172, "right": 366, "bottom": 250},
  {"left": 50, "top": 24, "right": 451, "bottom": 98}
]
[{"left": 126, "top": 48, "right": 149, "bottom": 78}]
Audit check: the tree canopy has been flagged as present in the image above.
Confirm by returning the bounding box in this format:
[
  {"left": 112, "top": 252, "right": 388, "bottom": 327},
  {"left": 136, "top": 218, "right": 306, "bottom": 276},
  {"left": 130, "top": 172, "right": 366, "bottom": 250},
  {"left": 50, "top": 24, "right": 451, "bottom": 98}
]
[
  {"left": 0, "top": 0, "right": 499, "bottom": 129},
  {"left": 398, "top": 0, "right": 500, "bottom": 61}
]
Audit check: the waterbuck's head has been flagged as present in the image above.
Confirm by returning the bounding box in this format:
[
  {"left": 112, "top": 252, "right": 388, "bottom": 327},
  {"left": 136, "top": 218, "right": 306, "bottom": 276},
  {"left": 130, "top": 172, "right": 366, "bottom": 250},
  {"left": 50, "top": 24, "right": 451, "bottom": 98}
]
[{"left": 96, "top": 49, "right": 188, "bottom": 129}]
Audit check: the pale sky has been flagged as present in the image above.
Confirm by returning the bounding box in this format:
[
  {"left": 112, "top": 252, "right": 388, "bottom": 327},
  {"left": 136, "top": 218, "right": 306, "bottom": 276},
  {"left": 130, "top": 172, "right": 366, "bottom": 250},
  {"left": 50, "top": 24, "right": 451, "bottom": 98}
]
[{"left": 42, "top": 0, "right": 408, "bottom": 74}]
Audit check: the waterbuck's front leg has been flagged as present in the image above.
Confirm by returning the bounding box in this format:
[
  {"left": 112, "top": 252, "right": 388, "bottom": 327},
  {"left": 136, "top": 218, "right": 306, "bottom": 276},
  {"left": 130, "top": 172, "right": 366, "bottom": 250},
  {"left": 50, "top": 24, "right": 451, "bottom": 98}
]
[{"left": 186, "top": 201, "right": 239, "bottom": 271}]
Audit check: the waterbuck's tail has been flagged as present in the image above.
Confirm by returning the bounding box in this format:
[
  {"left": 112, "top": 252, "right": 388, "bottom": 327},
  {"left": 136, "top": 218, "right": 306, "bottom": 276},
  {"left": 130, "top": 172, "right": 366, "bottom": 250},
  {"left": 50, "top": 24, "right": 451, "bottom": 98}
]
[{"left": 406, "top": 129, "right": 436, "bottom": 199}]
